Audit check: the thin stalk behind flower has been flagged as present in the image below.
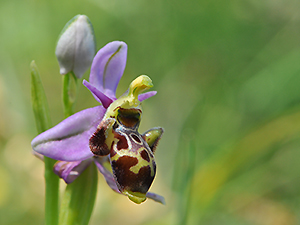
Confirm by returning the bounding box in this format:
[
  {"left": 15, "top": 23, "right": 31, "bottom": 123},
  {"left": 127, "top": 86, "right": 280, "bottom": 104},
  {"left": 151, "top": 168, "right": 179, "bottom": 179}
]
[
  {"left": 62, "top": 72, "right": 78, "bottom": 117},
  {"left": 30, "top": 60, "right": 59, "bottom": 225},
  {"left": 59, "top": 72, "right": 98, "bottom": 225},
  {"left": 59, "top": 163, "right": 98, "bottom": 225}
]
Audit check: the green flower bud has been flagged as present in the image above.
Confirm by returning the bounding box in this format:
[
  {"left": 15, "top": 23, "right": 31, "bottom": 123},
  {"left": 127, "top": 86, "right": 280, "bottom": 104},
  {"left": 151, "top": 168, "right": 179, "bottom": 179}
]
[{"left": 55, "top": 15, "right": 96, "bottom": 79}]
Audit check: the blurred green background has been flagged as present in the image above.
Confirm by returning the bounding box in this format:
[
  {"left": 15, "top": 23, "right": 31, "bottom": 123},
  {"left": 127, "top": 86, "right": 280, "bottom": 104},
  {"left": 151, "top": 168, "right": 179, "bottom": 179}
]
[{"left": 1, "top": 0, "right": 300, "bottom": 224}]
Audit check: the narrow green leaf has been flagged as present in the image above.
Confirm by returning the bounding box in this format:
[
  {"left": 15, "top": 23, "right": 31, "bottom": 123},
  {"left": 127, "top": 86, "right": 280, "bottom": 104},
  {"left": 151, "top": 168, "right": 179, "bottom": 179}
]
[
  {"left": 177, "top": 141, "right": 196, "bottom": 225},
  {"left": 31, "top": 60, "right": 51, "bottom": 133},
  {"left": 31, "top": 60, "right": 59, "bottom": 225},
  {"left": 59, "top": 163, "right": 98, "bottom": 225}
]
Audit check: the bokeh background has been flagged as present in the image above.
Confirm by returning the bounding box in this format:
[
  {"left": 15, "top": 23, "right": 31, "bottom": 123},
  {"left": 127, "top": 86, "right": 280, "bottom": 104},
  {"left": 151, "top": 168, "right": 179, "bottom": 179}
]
[{"left": 1, "top": 0, "right": 300, "bottom": 224}]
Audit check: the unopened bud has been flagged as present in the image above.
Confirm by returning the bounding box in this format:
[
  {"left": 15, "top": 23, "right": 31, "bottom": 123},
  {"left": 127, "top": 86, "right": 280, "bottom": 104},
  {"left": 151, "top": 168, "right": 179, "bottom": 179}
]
[{"left": 55, "top": 15, "right": 96, "bottom": 79}]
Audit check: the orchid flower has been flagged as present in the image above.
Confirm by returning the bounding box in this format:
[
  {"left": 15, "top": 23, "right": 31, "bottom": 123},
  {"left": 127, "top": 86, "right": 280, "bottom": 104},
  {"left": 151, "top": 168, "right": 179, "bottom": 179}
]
[{"left": 31, "top": 41, "right": 165, "bottom": 204}]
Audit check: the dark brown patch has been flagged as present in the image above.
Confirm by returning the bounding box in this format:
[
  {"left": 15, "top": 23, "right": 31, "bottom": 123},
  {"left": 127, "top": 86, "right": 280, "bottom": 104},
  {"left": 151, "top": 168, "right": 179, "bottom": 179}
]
[
  {"left": 117, "top": 108, "right": 141, "bottom": 128},
  {"left": 110, "top": 148, "right": 117, "bottom": 157},
  {"left": 89, "top": 127, "right": 110, "bottom": 156},
  {"left": 114, "top": 132, "right": 129, "bottom": 150},
  {"left": 140, "top": 149, "right": 150, "bottom": 162},
  {"left": 131, "top": 133, "right": 142, "bottom": 144},
  {"left": 111, "top": 156, "right": 156, "bottom": 194}
]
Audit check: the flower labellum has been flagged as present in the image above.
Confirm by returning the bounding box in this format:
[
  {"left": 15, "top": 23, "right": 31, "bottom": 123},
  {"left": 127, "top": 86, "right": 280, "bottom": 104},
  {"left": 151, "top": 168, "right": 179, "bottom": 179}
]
[
  {"left": 90, "top": 75, "right": 164, "bottom": 203},
  {"left": 55, "top": 14, "right": 96, "bottom": 78}
]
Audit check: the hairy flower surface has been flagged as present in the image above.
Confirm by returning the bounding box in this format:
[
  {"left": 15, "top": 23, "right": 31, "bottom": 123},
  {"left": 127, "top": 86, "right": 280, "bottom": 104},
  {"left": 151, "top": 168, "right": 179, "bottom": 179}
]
[{"left": 32, "top": 41, "right": 164, "bottom": 204}]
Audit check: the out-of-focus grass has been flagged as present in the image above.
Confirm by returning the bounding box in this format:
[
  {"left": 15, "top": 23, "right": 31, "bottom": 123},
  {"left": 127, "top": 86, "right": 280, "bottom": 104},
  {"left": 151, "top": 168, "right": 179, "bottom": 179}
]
[{"left": 1, "top": 0, "right": 300, "bottom": 224}]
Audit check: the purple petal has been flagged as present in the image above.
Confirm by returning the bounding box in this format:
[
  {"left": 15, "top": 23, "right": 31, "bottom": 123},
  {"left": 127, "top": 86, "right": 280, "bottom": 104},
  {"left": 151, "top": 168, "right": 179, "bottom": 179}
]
[
  {"left": 83, "top": 80, "right": 114, "bottom": 108},
  {"left": 31, "top": 106, "right": 105, "bottom": 161},
  {"left": 138, "top": 91, "right": 157, "bottom": 102},
  {"left": 146, "top": 192, "right": 166, "bottom": 205},
  {"left": 54, "top": 159, "right": 93, "bottom": 183},
  {"left": 89, "top": 41, "right": 127, "bottom": 99},
  {"left": 94, "top": 157, "right": 121, "bottom": 193}
]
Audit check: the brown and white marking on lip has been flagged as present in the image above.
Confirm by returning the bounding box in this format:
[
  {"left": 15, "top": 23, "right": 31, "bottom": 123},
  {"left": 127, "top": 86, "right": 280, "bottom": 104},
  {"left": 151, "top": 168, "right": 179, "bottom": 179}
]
[{"left": 110, "top": 127, "right": 156, "bottom": 195}]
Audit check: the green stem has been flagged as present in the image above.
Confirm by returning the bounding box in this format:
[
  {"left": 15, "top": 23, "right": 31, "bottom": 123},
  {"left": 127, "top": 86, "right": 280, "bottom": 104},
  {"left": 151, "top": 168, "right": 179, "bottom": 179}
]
[
  {"left": 62, "top": 72, "right": 78, "bottom": 117},
  {"left": 59, "top": 164, "right": 98, "bottom": 225},
  {"left": 31, "top": 61, "right": 59, "bottom": 225},
  {"left": 44, "top": 157, "right": 60, "bottom": 225},
  {"left": 61, "top": 71, "right": 98, "bottom": 225}
]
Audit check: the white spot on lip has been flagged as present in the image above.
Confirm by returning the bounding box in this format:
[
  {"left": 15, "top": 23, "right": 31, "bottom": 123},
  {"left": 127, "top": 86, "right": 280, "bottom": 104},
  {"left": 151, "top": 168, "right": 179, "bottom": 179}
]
[{"left": 130, "top": 133, "right": 143, "bottom": 144}]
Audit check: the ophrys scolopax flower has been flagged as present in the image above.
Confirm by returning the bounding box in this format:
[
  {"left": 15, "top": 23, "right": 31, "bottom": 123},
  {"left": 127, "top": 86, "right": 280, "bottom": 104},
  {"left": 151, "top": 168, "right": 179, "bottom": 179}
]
[{"left": 31, "top": 41, "right": 165, "bottom": 204}]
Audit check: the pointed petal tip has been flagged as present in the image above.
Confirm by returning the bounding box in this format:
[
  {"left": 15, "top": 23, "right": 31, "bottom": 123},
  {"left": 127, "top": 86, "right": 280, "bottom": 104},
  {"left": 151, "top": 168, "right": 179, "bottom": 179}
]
[
  {"left": 138, "top": 91, "right": 157, "bottom": 102},
  {"left": 83, "top": 79, "right": 113, "bottom": 108},
  {"left": 77, "top": 14, "right": 87, "bottom": 22},
  {"left": 104, "top": 41, "right": 127, "bottom": 51},
  {"left": 146, "top": 192, "right": 166, "bottom": 205}
]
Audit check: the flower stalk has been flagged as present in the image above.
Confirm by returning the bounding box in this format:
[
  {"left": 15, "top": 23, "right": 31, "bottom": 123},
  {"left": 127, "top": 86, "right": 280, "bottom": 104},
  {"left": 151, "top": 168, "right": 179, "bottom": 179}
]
[
  {"left": 31, "top": 61, "right": 59, "bottom": 225},
  {"left": 62, "top": 72, "right": 78, "bottom": 117},
  {"left": 59, "top": 163, "right": 98, "bottom": 225},
  {"left": 59, "top": 69, "right": 98, "bottom": 225}
]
